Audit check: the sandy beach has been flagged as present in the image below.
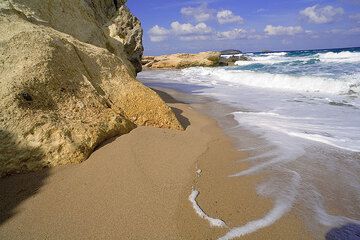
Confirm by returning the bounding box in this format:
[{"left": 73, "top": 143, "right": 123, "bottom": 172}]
[
  {"left": 2, "top": 0, "right": 359, "bottom": 239},
  {"left": 0, "top": 88, "right": 313, "bottom": 240}
]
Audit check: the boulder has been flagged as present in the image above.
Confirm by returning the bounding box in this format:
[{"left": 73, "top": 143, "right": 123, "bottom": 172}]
[{"left": 0, "top": 0, "right": 182, "bottom": 176}]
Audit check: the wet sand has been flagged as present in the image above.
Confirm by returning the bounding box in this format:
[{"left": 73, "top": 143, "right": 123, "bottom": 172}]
[{"left": 0, "top": 88, "right": 313, "bottom": 239}]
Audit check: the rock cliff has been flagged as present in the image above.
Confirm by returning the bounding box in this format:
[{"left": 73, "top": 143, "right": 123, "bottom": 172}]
[{"left": 0, "top": 0, "right": 182, "bottom": 176}]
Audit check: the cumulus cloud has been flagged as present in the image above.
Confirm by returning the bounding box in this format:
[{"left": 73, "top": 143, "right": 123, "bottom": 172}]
[
  {"left": 216, "top": 28, "right": 248, "bottom": 39},
  {"left": 148, "top": 22, "right": 213, "bottom": 42},
  {"left": 148, "top": 25, "right": 170, "bottom": 42},
  {"left": 149, "top": 22, "right": 263, "bottom": 42},
  {"left": 216, "top": 28, "right": 262, "bottom": 40},
  {"left": 300, "top": 5, "right": 344, "bottom": 24},
  {"left": 170, "top": 21, "right": 213, "bottom": 35},
  {"left": 264, "top": 25, "right": 304, "bottom": 36},
  {"left": 181, "top": 4, "right": 213, "bottom": 22},
  {"left": 217, "top": 10, "right": 244, "bottom": 24}
]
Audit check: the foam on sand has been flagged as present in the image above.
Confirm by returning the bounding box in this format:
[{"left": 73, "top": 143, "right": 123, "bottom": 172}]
[
  {"left": 189, "top": 189, "right": 227, "bottom": 228},
  {"left": 218, "top": 171, "right": 301, "bottom": 240}
]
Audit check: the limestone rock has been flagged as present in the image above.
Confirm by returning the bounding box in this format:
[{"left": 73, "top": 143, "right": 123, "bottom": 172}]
[
  {"left": 143, "top": 52, "right": 221, "bottom": 69},
  {"left": 0, "top": 0, "right": 182, "bottom": 177},
  {"left": 112, "top": 5, "right": 144, "bottom": 73}
]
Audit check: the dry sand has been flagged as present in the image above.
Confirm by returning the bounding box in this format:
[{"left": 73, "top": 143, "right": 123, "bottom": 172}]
[{"left": 0, "top": 88, "right": 313, "bottom": 239}]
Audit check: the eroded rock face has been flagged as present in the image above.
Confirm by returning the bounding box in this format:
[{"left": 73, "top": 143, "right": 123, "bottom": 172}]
[
  {"left": 114, "top": 5, "right": 144, "bottom": 73},
  {"left": 0, "top": 0, "right": 182, "bottom": 176},
  {"left": 143, "top": 52, "right": 221, "bottom": 69}
]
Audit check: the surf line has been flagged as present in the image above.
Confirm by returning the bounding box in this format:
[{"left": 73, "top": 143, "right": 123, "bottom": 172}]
[{"left": 189, "top": 168, "right": 227, "bottom": 228}]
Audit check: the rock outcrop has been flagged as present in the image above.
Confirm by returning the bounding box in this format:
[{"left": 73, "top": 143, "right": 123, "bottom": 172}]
[
  {"left": 142, "top": 52, "right": 221, "bottom": 69},
  {"left": 220, "top": 49, "right": 242, "bottom": 55},
  {"left": 0, "top": 0, "right": 182, "bottom": 176},
  {"left": 219, "top": 55, "right": 252, "bottom": 66}
]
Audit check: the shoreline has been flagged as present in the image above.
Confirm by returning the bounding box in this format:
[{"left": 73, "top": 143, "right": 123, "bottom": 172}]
[{"left": 0, "top": 87, "right": 312, "bottom": 239}]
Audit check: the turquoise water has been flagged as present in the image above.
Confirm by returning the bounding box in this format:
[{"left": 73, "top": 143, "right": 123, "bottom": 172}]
[{"left": 233, "top": 47, "right": 360, "bottom": 80}]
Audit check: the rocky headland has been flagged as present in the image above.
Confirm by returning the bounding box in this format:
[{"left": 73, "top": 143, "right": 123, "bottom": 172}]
[
  {"left": 142, "top": 51, "right": 221, "bottom": 69},
  {"left": 142, "top": 50, "right": 252, "bottom": 69},
  {"left": 0, "top": 0, "right": 182, "bottom": 176}
]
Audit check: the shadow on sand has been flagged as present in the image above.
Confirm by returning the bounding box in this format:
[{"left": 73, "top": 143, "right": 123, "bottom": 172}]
[
  {"left": 0, "top": 88, "right": 190, "bottom": 227},
  {"left": 152, "top": 88, "right": 191, "bottom": 129}
]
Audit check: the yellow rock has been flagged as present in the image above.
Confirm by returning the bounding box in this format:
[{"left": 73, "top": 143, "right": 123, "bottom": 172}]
[
  {"left": 0, "top": 0, "right": 182, "bottom": 176},
  {"left": 143, "top": 52, "right": 221, "bottom": 69}
]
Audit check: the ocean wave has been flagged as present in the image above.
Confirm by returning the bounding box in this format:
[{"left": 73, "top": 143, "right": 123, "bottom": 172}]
[
  {"left": 181, "top": 68, "right": 360, "bottom": 95},
  {"left": 234, "top": 50, "right": 360, "bottom": 66},
  {"left": 317, "top": 51, "right": 360, "bottom": 63}
]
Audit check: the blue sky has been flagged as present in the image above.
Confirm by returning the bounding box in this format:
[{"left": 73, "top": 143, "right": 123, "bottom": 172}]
[{"left": 127, "top": 0, "right": 360, "bottom": 55}]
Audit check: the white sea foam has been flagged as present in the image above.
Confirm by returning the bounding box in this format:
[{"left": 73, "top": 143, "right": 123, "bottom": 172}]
[
  {"left": 219, "top": 171, "right": 301, "bottom": 240},
  {"left": 235, "top": 51, "right": 360, "bottom": 66},
  {"left": 318, "top": 51, "right": 360, "bottom": 63},
  {"left": 181, "top": 67, "right": 360, "bottom": 95},
  {"left": 235, "top": 54, "right": 291, "bottom": 66},
  {"left": 189, "top": 189, "right": 227, "bottom": 228},
  {"left": 263, "top": 52, "right": 287, "bottom": 56},
  {"left": 232, "top": 111, "right": 360, "bottom": 152},
  {"left": 221, "top": 54, "right": 242, "bottom": 59}
]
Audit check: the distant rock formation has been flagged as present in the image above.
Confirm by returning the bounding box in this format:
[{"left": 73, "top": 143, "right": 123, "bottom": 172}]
[
  {"left": 220, "top": 49, "right": 242, "bottom": 55},
  {"left": 0, "top": 0, "right": 182, "bottom": 176},
  {"left": 142, "top": 52, "right": 221, "bottom": 69},
  {"left": 219, "top": 55, "right": 252, "bottom": 66}
]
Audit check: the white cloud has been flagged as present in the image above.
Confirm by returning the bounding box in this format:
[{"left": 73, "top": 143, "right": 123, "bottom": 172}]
[
  {"left": 148, "top": 22, "right": 213, "bottom": 42},
  {"left": 217, "top": 28, "right": 248, "bottom": 39},
  {"left": 181, "top": 4, "right": 213, "bottom": 22},
  {"left": 217, "top": 10, "right": 244, "bottom": 24},
  {"left": 264, "top": 25, "right": 304, "bottom": 36},
  {"left": 149, "top": 21, "right": 264, "bottom": 42},
  {"left": 148, "top": 25, "right": 170, "bottom": 42},
  {"left": 350, "top": 13, "right": 360, "bottom": 23},
  {"left": 170, "top": 21, "right": 212, "bottom": 35},
  {"left": 326, "top": 29, "right": 343, "bottom": 34},
  {"left": 216, "top": 28, "right": 262, "bottom": 40},
  {"left": 300, "top": 5, "right": 344, "bottom": 24},
  {"left": 179, "top": 35, "right": 211, "bottom": 41}
]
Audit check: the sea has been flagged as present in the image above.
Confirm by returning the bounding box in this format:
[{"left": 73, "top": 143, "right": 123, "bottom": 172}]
[{"left": 138, "top": 47, "right": 360, "bottom": 239}]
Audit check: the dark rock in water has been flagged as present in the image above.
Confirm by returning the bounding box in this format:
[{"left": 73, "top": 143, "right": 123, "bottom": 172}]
[
  {"left": 219, "top": 54, "right": 252, "bottom": 66},
  {"left": 238, "top": 55, "right": 252, "bottom": 61},
  {"left": 326, "top": 224, "right": 360, "bottom": 240},
  {"left": 220, "top": 49, "right": 242, "bottom": 55}
]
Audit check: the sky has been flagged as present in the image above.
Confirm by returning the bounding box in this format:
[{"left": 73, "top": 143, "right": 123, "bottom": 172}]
[{"left": 127, "top": 0, "right": 360, "bottom": 55}]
